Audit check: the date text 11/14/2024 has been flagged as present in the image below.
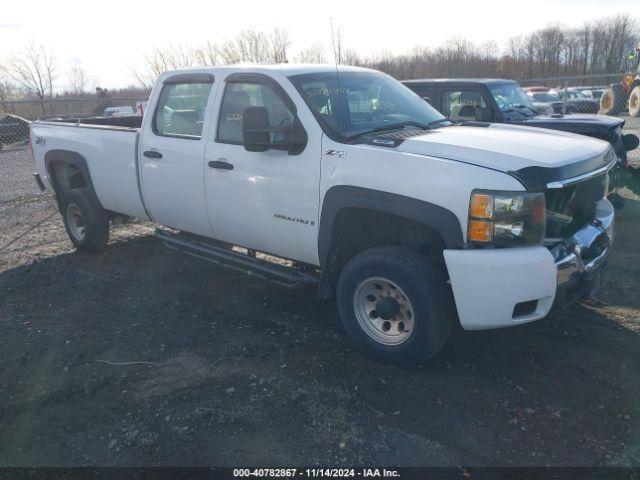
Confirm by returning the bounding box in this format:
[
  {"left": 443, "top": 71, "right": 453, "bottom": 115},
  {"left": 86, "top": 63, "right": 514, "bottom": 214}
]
[{"left": 232, "top": 468, "right": 400, "bottom": 478}]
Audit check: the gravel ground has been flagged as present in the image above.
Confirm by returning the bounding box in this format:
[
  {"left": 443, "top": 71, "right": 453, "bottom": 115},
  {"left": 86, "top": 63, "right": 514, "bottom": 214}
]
[{"left": 0, "top": 119, "right": 639, "bottom": 467}]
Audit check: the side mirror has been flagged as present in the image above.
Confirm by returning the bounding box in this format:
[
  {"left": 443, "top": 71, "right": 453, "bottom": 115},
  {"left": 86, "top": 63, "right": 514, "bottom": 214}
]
[
  {"left": 242, "top": 106, "right": 307, "bottom": 154},
  {"left": 242, "top": 106, "right": 270, "bottom": 152}
]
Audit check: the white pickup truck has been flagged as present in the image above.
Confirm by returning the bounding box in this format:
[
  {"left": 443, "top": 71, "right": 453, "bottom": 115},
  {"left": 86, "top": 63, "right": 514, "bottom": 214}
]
[{"left": 31, "top": 65, "right": 615, "bottom": 363}]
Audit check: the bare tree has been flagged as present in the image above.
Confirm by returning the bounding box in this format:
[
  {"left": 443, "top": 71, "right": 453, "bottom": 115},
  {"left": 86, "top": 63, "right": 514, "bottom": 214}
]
[
  {"left": 177, "top": 28, "right": 293, "bottom": 68},
  {"left": 331, "top": 25, "right": 344, "bottom": 64},
  {"left": 133, "top": 13, "right": 639, "bottom": 90},
  {"left": 195, "top": 41, "right": 219, "bottom": 66},
  {"left": 6, "top": 43, "right": 56, "bottom": 116},
  {"left": 342, "top": 49, "right": 362, "bottom": 66},
  {"left": 269, "top": 28, "right": 290, "bottom": 63},
  {"left": 294, "top": 43, "right": 327, "bottom": 63},
  {"left": 132, "top": 44, "right": 196, "bottom": 92},
  {"left": 0, "top": 78, "right": 20, "bottom": 114},
  {"left": 68, "top": 64, "right": 88, "bottom": 95},
  {"left": 216, "top": 27, "right": 291, "bottom": 64}
]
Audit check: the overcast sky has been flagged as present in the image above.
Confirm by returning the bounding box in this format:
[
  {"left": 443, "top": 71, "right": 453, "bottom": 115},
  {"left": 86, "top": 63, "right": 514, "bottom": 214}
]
[{"left": 0, "top": 0, "right": 638, "bottom": 90}]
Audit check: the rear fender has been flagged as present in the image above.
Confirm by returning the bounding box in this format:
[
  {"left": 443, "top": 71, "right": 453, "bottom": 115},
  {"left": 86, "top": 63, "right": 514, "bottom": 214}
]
[{"left": 44, "top": 149, "right": 103, "bottom": 210}]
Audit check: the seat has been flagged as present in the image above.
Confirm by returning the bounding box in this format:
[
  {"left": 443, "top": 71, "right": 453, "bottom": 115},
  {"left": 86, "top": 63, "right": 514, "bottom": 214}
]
[
  {"left": 218, "top": 91, "right": 252, "bottom": 142},
  {"left": 169, "top": 110, "right": 201, "bottom": 136},
  {"left": 450, "top": 104, "right": 477, "bottom": 121}
]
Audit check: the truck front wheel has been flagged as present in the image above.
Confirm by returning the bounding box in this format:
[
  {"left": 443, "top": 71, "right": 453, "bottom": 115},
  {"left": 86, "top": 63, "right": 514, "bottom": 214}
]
[
  {"left": 336, "top": 246, "right": 455, "bottom": 364},
  {"left": 61, "top": 188, "right": 109, "bottom": 252}
]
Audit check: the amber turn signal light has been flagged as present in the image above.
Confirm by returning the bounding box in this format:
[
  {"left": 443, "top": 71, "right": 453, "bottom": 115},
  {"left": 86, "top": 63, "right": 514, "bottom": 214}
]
[
  {"left": 469, "top": 193, "right": 493, "bottom": 219},
  {"left": 468, "top": 220, "right": 493, "bottom": 243}
]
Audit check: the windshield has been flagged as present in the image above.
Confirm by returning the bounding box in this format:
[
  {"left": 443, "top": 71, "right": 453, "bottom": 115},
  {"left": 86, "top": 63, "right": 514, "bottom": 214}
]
[
  {"left": 288, "top": 71, "right": 445, "bottom": 141},
  {"left": 488, "top": 83, "right": 536, "bottom": 112}
]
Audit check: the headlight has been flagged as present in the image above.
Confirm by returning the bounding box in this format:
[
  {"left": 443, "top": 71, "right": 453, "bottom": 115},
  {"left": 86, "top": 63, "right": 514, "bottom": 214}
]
[{"left": 468, "top": 190, "right": 546, "bottom": 246}]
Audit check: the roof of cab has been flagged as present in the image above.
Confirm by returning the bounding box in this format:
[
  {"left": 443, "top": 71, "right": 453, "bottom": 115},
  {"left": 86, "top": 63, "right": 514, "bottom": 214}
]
[
  {"left": 402, "top": 78, "right": 517, "bottom": 85},
  {"left": 159, "top": 63, "right": 377, "bottom": 79}
]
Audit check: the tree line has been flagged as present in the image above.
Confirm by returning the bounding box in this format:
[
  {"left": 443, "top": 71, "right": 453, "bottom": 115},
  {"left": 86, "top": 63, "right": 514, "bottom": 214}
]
[{"left": 1, "top": 12, "right": 637, "bottom": 115}]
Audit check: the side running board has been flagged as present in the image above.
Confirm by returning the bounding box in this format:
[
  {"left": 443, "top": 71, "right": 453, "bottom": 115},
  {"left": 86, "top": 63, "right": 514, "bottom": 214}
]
[{"left": 155, "top": 229, "right": 317, "bottom": 288}]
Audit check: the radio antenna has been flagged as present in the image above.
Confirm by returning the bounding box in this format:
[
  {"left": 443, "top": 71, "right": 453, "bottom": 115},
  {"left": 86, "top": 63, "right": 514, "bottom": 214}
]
[
  {"left": 329, "top": 18, "right": 344, "bottom": 130},
  {"left": 330, "top": 17, "right": 340, "bottom": 74}
]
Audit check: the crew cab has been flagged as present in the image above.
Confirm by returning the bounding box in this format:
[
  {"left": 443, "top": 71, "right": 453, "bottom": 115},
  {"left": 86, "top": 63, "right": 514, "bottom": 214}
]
[
  {"left": 402, "top": 78, "right": 638, "bottom": 164},
  {"left": 31, "top": 65, "right": 615, "bottom": 364}
]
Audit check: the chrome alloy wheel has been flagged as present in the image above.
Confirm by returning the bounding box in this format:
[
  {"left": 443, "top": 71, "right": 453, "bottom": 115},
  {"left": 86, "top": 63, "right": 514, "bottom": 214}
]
[
  {"left": 353, "top": 277, "right": 415, "bottom": 345},
  {"left": 66, "top": 203, "right": 86, "bottom": 242}
]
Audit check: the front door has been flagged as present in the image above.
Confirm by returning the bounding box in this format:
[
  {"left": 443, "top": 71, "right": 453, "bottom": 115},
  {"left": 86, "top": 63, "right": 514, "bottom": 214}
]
[
  {"left": 139, "top": 75, "right": 215, "bottom": 237},
  {"left": 204, "top": 75, "right": 321, "bottom": 265}
]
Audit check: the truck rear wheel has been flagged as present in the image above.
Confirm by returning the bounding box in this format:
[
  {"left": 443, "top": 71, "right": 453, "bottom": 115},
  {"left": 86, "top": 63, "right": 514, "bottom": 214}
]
[
  {"left": 336, "top": 246, "right": 455, "bottom": 364},
  {"left": 599, "top": 84, "right": 628, "bottom": 116},
  {"left": 629, "top": 86, "right": 640, "bottom": 118},
  {"left": 61, "top": 188, "right": 109, "bottom": 252}
]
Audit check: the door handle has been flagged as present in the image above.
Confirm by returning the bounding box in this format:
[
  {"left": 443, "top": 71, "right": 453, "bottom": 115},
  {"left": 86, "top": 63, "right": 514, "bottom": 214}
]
[
  {"left": 208, "top": 160, "right": 234, "bottom": 170},
  {"left": 143, "top": 150, "right": 163, "bottom": 159}
]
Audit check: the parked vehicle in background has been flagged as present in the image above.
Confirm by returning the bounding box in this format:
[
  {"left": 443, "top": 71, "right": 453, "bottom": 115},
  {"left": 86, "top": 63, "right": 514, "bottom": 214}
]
[
  {"left": 402, "top": 79, "right": 638, "bottom": 165},
  {"left": 572, "top": 86, "right": 607, "bottom": 100},
  {"left": 555, "top": 89, "right": 600, "bottom": 113},
  {"left": 523, "top": 86, "right": 598, "bottom": 114},
  {"left": 103, "top": 106, "right": 135, "bottom": 117},
  {"left": 29, "top": 65, "right": 619, "bottom": 364},
  {"left": 600, "top": 45, "right": 640, "bottom": 117},
  {"left": 0, "top": 114, "right": 30, "bottom": 149}
]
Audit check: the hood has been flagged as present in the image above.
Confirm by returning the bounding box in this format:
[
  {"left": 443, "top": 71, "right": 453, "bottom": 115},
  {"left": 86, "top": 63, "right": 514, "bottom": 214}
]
[
  {"left": 512, "top": 113, "right": 622, "bottom": 135},
  {"left": 395, "top": 124, "right": 612, "bottom": 190}
]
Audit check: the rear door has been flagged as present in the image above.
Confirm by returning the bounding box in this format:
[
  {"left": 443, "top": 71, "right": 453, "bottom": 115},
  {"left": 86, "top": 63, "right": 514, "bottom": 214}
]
[{"left": 139, "top": 74, "right": 216, "bottom": 237}]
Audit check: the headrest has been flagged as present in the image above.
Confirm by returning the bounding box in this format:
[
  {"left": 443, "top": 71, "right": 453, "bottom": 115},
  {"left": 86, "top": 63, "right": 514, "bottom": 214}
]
[{"left": 222, "top": 91, "right": 251, "bottom": 117}]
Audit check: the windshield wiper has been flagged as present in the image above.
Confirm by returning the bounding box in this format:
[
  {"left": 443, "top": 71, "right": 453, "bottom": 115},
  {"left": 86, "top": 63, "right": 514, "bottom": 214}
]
[
  {"left": 427, "top": 118, "right": 451, "bottom": 126},
  {"left": 502, "top": 107, "right": 529, "bottom": 116},
  {"left": 346, "top": 121, "right": 431, "bottom": 142}
]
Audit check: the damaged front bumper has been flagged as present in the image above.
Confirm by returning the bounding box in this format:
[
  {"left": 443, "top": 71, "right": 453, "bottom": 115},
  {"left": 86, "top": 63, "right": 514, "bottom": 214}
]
[
  {"left": 444, "top": 198, "right": 614, "bottom": 330},
  {"left": 551, "top": 198, "right": 614, "bottom": 307}
]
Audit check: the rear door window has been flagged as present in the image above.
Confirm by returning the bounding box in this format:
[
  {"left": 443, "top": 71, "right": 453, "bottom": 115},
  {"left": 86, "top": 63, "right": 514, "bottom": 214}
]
[{"left": 153, "top": 82, "right": 213, "bottom": 139}]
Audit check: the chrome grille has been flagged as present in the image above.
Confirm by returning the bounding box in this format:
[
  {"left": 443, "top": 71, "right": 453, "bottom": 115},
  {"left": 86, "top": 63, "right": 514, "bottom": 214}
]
[{"left": 545, "top": 173, "right": 606, "bottom": 239}]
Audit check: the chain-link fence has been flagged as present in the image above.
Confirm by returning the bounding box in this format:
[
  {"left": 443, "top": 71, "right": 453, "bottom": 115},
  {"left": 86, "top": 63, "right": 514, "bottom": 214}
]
[
  {"left": 519, "top": 72, "right": 638, "bottom": 116},
  {"left": 0, "top": 97, "right": 147, "bottom": 151}
]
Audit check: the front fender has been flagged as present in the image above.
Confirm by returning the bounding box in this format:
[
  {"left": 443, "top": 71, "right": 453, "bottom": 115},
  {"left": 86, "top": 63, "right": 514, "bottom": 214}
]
[{"left": 317, "top": 185, "right": 463, "bottom": 267}]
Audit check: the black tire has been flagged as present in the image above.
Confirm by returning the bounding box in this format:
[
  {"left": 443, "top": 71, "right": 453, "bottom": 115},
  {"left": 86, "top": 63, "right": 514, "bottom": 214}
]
[
  {"left": 61, "top": 187, "right": 109, "bottom": 252},
  {"left": 336, "top": 245, "right": 455, "bottom": 364},
  {"left": 599, "top": 84, "right": 628, "bottom": 116}
]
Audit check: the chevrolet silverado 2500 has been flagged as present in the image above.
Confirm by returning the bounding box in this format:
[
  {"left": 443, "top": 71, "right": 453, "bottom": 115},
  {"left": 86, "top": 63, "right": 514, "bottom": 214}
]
[{"left": 31, "top": 65, "right": 615, "bottom": 363}]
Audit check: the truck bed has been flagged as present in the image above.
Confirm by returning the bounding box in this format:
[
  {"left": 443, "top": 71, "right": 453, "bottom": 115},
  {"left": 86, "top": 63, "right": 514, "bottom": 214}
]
[{"left": 31, "top": 119, "right": 149, "bottom": 221}]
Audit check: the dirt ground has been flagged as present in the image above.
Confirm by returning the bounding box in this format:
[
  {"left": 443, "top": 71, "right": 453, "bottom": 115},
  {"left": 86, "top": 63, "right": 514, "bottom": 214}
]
[{"left": 1, "top": 120, "right": 639, "bottom": 467}]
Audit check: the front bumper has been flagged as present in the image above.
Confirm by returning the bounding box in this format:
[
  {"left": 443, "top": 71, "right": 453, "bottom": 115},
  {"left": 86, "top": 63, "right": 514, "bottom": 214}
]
[
  {"left": 444, "top": 198, "right": 614, "bottom": 330},
  {"left": 552, "top": 198, "right": 614, "bottom": 307}
]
